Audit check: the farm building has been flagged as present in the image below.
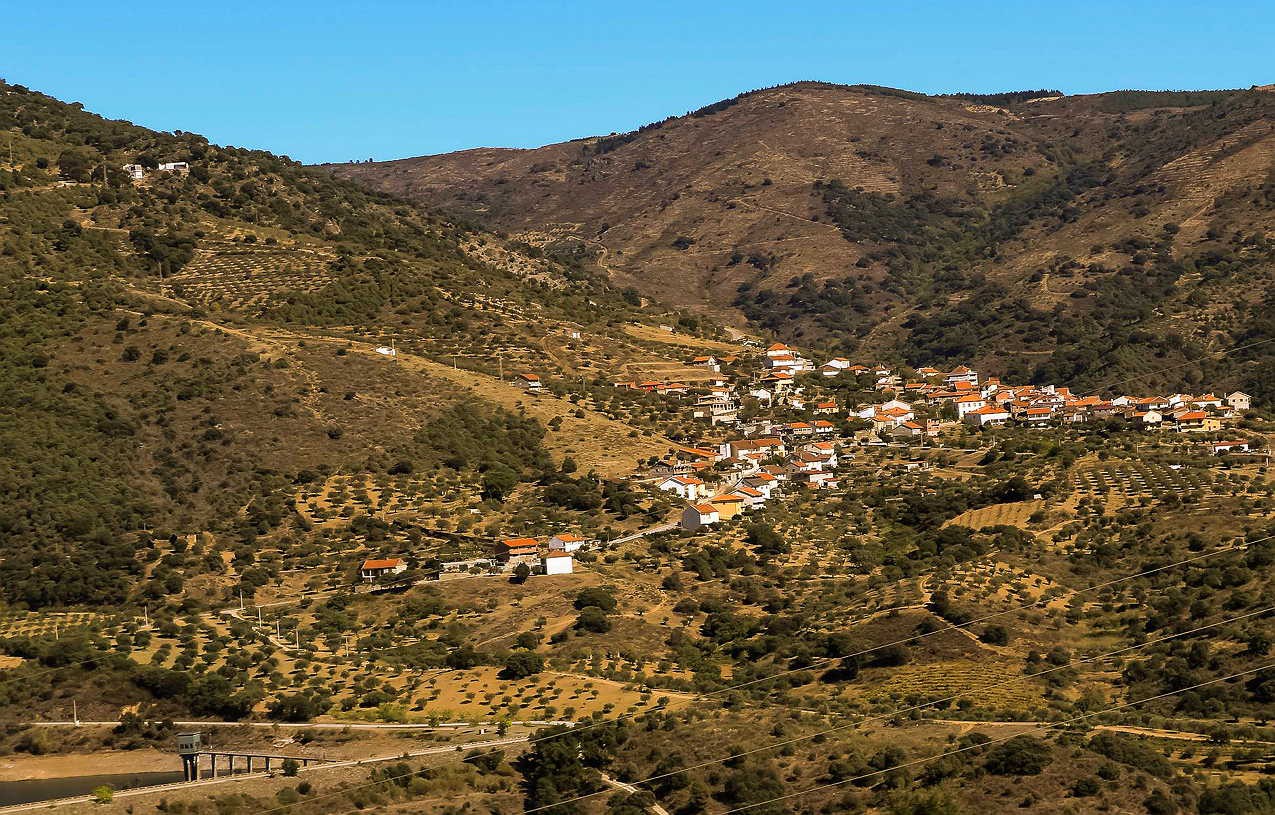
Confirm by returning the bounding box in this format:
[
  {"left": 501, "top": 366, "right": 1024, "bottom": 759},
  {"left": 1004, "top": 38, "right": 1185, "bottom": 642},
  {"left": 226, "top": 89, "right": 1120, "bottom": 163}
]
[
  {"left": 548, "top": 533, "right": 586, "bottom": 553},
  {"left": 542, "top": 552, "right": 575, "bottom": 575},
  {"left": 656, "top": 475, "right": 708, "bottom": 501},
  {"left": 360, "top": 558, "right": 407, "bottom": 580},
  {"left": 495, "top": 537, "right": 540, "bottom": 566},
  {"left": 681, "top": 503, "right": 720, "bottom": 531}
]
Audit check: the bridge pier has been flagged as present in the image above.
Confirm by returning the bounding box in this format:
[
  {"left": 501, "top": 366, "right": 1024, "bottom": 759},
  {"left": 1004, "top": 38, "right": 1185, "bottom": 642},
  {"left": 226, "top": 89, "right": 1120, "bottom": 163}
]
[{"left": 187, "top": 751, "right": 326, "bottom": 782}]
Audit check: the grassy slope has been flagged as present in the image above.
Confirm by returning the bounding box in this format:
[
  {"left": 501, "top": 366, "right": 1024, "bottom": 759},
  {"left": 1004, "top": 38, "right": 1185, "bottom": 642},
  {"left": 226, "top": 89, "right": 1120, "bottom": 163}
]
[{"left": 0, "top": 81, "right": 660, "bottom": 609}]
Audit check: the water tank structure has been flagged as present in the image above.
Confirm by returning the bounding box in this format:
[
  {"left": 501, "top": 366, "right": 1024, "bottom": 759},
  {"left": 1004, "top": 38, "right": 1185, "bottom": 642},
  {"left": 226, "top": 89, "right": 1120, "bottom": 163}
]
[{"left": 177, "top": 732, "right": 202, "bottom": 781}]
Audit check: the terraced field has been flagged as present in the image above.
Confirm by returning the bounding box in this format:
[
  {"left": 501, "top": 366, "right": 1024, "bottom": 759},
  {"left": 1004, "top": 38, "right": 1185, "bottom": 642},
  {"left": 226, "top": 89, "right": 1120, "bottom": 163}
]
[
  {"left": 166, "top": 242, "right": 335, "bottom": 309},
  {"left": 0, "top": 610, "right": 102, "bottom": 639},
  {"left": 297, "top": 472, "right": 477, "bottom": 528},
  {"left": 859, "top": 659, "right": 1047, "bottom": 714},
  {"left": 1070, "top": 461, "right": 1212, "bottom": 499},
  {"left": 946, "top": 500, "right": 1044, "bottom": 530}
]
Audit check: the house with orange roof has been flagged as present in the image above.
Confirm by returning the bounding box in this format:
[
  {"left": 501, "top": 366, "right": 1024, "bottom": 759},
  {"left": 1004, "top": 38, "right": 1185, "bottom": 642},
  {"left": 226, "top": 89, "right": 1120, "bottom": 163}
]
[
  {"left": 687, "top": 355, "right": 721, "bottom": 372},
  {"left": 726, "top": 437, "right": 785, "bottom": 459},
  {"left": 360, "top": 558, "right": 407, "bottom": 581},
  {"left": 1172, "top": 411, "right": 1220, "bottom": 433},
  {"left": 548, "top": 533, "right": 588, "bottom": 553},
  {"left": 494, "top": 538, "right": 541, "bottom": 566},
  {"left": 1209, "top": 440, "right": 1251, "bottom": 455},
  {"left": 656, "top": 475, "right": 708, "bottom": 501},
  {"left": 964, "top": 405, "right": 1011, "bottom": 427},
  {"left": 516, "top": 373, "right": 543, "bottom": 393},
  {"left": 681, "top": 503, "right": 720, "bottom": 531},
  {"left": 944, "top": 365, "right": 979, "bottom": 387},
  {"left": 1020, "top": 407, "right": 1056, "bottom": 425},
  {"left": 759, "top": 371, "right": 795, "bottom": 392},
  {"left": 733, "top": 485, "right": 767, "bottom": 509},
  {"left": 710, "top": 493, "right": 747, "bottom": 520}
]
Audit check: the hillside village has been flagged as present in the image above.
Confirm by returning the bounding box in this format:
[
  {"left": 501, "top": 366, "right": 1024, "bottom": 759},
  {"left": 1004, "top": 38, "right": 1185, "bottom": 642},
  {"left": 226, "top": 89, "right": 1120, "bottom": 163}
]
[
  {"left": 358, "top": 336, "right": 1263, "bottom": 584},
  {"left": 4, "top": 74, "right": 1275, "bottom": 815}
]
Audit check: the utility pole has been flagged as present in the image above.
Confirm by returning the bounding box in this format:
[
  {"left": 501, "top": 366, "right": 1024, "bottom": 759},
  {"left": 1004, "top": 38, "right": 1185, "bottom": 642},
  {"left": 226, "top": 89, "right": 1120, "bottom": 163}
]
[{"left": 72, "top": 699, "right": 79, "bottom": 727}]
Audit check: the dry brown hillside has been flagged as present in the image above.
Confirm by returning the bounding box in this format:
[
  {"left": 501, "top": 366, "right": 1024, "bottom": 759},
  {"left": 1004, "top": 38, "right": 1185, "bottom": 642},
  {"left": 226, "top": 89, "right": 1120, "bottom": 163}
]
[
  {"left": 327, "top": 82, "right": 1275, "bottom": 397},
  {"left": 326, "top": 83, "right": 1063, "bottom": 314}
]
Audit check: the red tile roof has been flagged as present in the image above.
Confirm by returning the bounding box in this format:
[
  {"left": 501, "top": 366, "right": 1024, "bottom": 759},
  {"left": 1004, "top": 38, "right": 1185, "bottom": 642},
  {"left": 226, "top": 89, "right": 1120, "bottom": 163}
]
[{"left": 500, "top": 538, "right": 539, "bottom": 550}]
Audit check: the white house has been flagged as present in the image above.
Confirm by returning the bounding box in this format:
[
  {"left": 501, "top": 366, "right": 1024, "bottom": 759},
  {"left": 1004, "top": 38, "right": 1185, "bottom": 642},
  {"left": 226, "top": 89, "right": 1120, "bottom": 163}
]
[
  {"left": 1210, "top": 440, "right": 1251, "bottom": 455},
  {"left": 542, "top": 552, "right": 575, "bottom": 575},
  {"left": 360, "top": 558, "right": 407, "bottom": 581},
  {"left": 516, "top": 373, "right": 543, "bottom": 393},
  {"left": 819, "top": 358, "right": 851, "bottom": 377},
  {"left": 734, "top": 486, "right": 767, "bottom": 509},
  {"left": 741, "top": 473, "right": 779, "bottom": 499},
  {"left": 687, "top": 355, "right": 721, "bottom": 372},
  {"left": 1137, "top": 409, "right": 1164, "bottom": 427},
  {"left": 964, "top": 405, "right": 1011, "bottom": 427},
  {"left": 681, "top": 503, "right": 720, "bottom": 531},
  {"left": 548, "top": 533, "right": 586, "bottom": 553},
  {"left": 944, "top": 365, "right": 979, "bottom": 387},
  {"left": 953, "top": 393, "right": 987, "bottom": 419},
  {"left": 122, "top": 163, "right": 145, "bottom": 180},
  {"left": 1226, "top": 391, "right": 1252, "bottom": 412},
  {"left": 157, "top": 161, "right": 190, "bottom": 173},
  {"left": 657, "top": 475, "right": 707, "bottom": 501}
]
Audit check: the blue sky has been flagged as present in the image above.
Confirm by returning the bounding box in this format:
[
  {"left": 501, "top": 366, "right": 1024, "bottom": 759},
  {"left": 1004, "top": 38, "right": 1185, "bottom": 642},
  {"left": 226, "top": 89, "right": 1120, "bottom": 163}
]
[{"left": 5, "top": 1, "right": 1272, "bottom": 164}]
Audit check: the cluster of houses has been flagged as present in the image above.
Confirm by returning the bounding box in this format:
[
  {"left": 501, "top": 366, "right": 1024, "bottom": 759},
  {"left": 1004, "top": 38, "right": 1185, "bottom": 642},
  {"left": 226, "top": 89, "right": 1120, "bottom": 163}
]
[
  {"left": 807, "top": 358, "right": 1255, "bottom": 433},
  {"left": 490, "top": 532, "right": 589, "bottom": 575},
  {"left": 654, "top": 433, "right": 842, "bottom": 531},
  {"left": 359, "top": 532, "right": 591, "bottom": 584},
  {"left": 121, "top": 161, "right": 190, "bottom": 180}
]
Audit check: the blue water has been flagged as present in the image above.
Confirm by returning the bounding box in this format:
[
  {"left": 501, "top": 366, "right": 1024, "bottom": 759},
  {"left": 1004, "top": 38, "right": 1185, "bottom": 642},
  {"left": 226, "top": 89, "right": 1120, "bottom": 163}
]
[{"left": 0, "top": 770, "right": 184, "bottom": 805}]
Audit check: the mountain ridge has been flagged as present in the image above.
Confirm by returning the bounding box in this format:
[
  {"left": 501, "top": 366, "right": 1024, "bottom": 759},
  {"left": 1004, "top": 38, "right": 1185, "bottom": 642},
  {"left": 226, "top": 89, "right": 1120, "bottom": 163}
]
[{"left": 324, "top": 80, "right": 1275, "bottom": 398}]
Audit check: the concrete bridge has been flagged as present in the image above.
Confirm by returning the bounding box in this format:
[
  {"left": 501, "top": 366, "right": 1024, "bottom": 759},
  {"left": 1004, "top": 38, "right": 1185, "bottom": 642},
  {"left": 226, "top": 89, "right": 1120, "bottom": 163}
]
[{"left": 184, "top": 749, "right": 332, "bottom": 781}]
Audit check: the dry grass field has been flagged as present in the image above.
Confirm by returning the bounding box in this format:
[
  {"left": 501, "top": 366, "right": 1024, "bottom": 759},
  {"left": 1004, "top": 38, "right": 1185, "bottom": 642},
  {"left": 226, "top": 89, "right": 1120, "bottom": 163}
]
[{"left": 946, "top": 500, "right": 1044, "bottom": 530}]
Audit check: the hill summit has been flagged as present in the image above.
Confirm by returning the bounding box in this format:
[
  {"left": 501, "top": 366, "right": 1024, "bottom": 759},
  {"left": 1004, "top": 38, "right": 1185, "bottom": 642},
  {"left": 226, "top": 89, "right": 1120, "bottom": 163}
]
[{"left": 327, "top": 81, "right": 1275, "bottom": 399}]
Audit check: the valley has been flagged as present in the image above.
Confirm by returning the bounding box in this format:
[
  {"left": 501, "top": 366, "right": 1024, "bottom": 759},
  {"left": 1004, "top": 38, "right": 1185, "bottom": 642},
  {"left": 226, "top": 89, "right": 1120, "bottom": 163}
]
[{"left": 0, "top": 78, "right": 1272, "bottom": 815}]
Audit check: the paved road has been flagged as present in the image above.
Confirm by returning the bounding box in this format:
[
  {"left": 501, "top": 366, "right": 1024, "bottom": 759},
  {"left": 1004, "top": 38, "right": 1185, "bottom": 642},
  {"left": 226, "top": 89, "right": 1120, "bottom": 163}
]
[
  {"left": 0, "top": 736, "right": 530, "bottom": 813},
  {"left": 600, "top": 773, "right": 671, "bottom": 815},
  {"left": 609, "top": 523, "right": 677, "bottom": 545},
  {"left": 27, "top": 719, "right": 569, "bottom": 731}
]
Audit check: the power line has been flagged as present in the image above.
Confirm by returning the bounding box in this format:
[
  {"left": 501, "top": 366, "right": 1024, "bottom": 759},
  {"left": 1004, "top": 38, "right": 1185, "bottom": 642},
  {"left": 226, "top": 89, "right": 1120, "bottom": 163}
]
[
  {"left": 524, "top": 604, "right": 1275, "bottom": 812},
  {"left": 258, "top": 660, "right": 1275, "bottom": 815},
  {"left": 721, "top": 663, "right": 1275, "bottom": 814},
  {"left": 249, "top": 534, "right": 1273, "bottom": 814}
]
